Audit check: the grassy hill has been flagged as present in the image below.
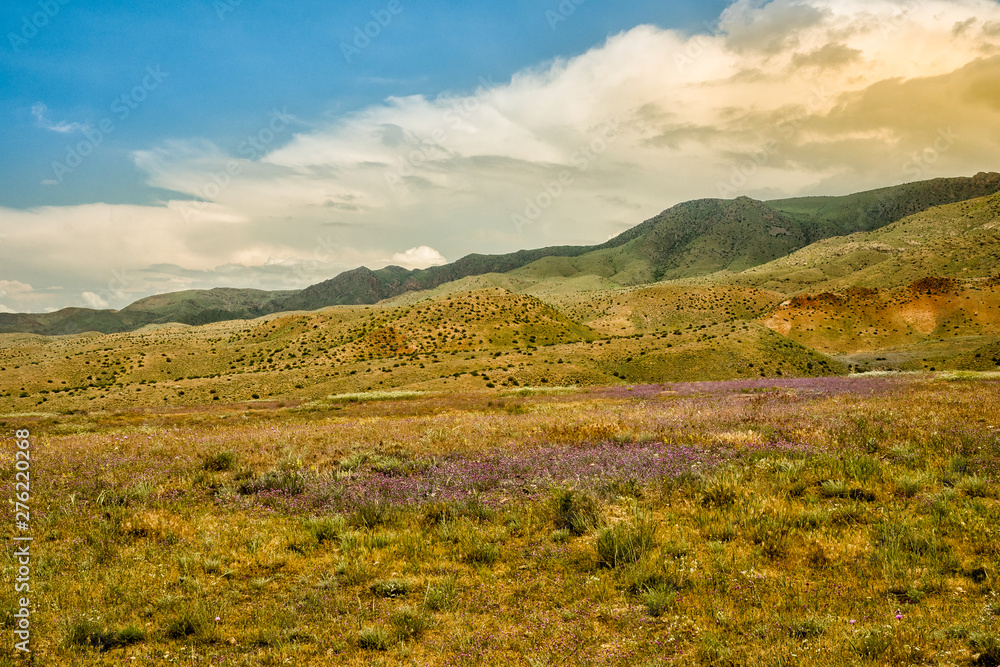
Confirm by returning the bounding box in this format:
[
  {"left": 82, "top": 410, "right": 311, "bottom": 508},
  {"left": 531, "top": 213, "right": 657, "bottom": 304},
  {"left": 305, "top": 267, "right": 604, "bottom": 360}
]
[
  {"left": 0, "top": 284, "right": 847, "bottom": 415},
  {"left": 715, "top": 190, "right": 1000, "bottom": 294},
  {"left": 3, "top": 173, "right": 998, "bottom": 336}
]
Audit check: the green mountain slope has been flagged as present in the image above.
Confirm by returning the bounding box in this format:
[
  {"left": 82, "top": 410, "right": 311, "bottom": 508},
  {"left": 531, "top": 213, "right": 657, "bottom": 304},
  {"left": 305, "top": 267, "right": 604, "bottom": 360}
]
[
  {"left": 2, "top": 173, "right": 998, "bottom": 335},
  {"left": 718, "top": 190, "right": 1000, "bottom": 293}
]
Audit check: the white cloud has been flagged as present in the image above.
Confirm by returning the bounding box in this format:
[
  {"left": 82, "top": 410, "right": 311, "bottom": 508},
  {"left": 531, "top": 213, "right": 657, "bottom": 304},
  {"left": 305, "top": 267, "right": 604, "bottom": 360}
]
[
  {"left": 6, "top": 0, "right": 1000, "bottom": 312},
  {"left": 40, "top": 179, "right": 58, "bottom": 186},
  {"left": 0, "top": 304, "right": 13, "bottom": 314},
  {"left": 0, "top": 280, "right": 33, "bottom": 298},
  {"left": 31, "top": 103, "right": 89, "bottom": 134},
  {"left": 389, "top": 246, "right": 447, "bottom": 270},
  {"left": 81, "top": 292, "right": 110, "bottom": 309}
]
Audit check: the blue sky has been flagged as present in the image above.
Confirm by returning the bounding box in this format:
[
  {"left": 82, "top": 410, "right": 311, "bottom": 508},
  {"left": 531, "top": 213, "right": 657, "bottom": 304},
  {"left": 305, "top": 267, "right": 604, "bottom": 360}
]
[
  {"left": 2, "top": 0, "right": 999, "bottom": 313},
  {"left": 0, "top": 0, "right": 729, "bottom": 208}
]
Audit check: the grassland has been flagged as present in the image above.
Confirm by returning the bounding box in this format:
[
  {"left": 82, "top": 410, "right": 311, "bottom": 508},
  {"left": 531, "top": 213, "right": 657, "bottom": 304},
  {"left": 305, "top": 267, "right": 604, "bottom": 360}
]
[
  {"left": 1, "top": 374, "right": 998, "bottom": 665},
  {"left": 0, "top": 286, "right": 852, "bottom": 416},
  {"left": 1, "top": 175, "right": 998, "bottom": 665}
]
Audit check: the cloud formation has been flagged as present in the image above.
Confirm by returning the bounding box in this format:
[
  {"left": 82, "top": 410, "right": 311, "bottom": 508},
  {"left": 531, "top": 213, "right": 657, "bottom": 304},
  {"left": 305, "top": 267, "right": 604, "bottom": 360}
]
[
  {"left": 4, "top": 0, "right": 1000, "bottom": 311},
  {"left": 390, "top": 246, "right": 448, "bottom": 270},
  {"left": 31, "top": 103, "right": 89, "bottom": 134}
]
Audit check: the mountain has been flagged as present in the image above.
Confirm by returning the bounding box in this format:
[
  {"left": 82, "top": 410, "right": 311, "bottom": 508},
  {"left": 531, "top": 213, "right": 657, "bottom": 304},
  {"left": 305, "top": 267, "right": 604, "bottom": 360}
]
[
  {"left": 2, "top": 173, "right": 998, "bottom": 336},
  {"left": 716, "top": 189, "right": 1000, "bottom": 293}
]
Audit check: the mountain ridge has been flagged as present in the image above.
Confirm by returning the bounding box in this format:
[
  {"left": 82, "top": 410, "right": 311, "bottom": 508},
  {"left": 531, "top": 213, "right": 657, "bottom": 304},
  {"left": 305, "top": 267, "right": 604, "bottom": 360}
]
[{"left": 2, "top": 172, "right": 998, "bottom": 336}]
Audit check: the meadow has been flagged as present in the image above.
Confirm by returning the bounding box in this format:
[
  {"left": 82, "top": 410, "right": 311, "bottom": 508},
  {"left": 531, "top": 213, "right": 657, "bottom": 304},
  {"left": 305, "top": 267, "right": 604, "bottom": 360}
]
[{"left": 2, "top": 372, "right": 999, "bottom": 665}]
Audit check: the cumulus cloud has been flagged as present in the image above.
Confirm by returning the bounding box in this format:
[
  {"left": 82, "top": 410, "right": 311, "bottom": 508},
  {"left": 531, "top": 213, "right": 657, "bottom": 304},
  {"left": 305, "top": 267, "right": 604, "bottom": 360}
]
[
  {"left": 81, "top": 292, "right": 110, "bottom": 309},
  {"left": 5, "top": 0, "right": 1000, "bottom": 312},
  {"left": 389, "top": 246, "right": 448, "bottom": 270}
]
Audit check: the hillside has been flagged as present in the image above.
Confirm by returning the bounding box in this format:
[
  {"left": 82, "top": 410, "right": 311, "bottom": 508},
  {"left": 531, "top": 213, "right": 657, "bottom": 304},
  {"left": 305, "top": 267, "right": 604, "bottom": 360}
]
[
  {"left": 0, "top": 285, "right": 846, "bottom": 414},
  {"left": 717, "top": 190, "right": 1000, "bottom": 293},
  {"left": 2, "top": 173, "right": 998, "bottom": 336},
  {"left": 758, "top": 276, "right": 1000, "bottom": 371}
]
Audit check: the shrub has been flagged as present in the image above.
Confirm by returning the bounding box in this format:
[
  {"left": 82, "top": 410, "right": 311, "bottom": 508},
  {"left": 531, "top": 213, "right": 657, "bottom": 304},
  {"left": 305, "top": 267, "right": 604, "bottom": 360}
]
[
  {"left": 699, "top": 478, "right": 740, "bottom": 507},
  {"left": 697, "top": 632, "right": 733, "bottom": 666},
  {"left": 66, "top": 618, "right": 145, "bottom": 651},
  {"left": 424, "top": 576, "right": 459, "bottom": 611},
  {"left": 203, "top": 451, "right": 236, "bottom": 472},
  {"left": 958, "top": 475, "right": 992, "bottom": 498},
  {"left": 370, "top": 579, "right": 409, "bottom": 598},
  {"left": 596, "top": 512, "right": 656, "bottom": 568},
  {"left": 551, "top": 488, "right": 601, "bottom": 535},
  {"left": 462, "top": 538, "right": 499, "bottom": 564},
  {"left": 785, "top": 618, "right": 827, "bottom": 639},
  {"left": 237, "top": 468, "right": 305, "bottom": 496},
  {"left": 970, "top": 632, "right": 1000, "bottom": 665},
  {"left": 390, "top": 606, "right": 430, "bottom": 639},
  {"left": 851, "top": 629, "right": 891, "bottom": 659},
  {"left": 357, "top": 627, "right": 391, "bottom": 651},
  {"left": 896, "top": 473, "right": 927, "bottom": 498},
  {"left": 640, "top": 588, "right": 676, "bottom": 617},
  {"left": 551, "top": 528, "right": 571, "bottom": 543},
  {"left": 349, "top": 501, "right": 397, "bottom": 528},
  {"left": 304, "top": 516, "right": 345, "bottom": 544},
  {"left": 164, "top": 610, "right": 207, "bottom": 640}
]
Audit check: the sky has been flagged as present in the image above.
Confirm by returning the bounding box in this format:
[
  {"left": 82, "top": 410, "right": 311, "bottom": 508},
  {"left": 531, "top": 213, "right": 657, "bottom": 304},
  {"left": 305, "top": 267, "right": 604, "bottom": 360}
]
[{"left": 2, "top": 0, "right": 1000, "bottom": 314}]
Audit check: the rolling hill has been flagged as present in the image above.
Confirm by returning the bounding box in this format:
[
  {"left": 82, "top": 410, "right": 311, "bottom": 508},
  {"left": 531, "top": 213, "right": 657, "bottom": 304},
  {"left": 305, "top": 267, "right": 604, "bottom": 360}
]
[
  {"left": 2, "top": 173, "right": 998, "bottom": 336},
  {"left": 715, "top": 189, "right": 1000, "bottom": 293}
]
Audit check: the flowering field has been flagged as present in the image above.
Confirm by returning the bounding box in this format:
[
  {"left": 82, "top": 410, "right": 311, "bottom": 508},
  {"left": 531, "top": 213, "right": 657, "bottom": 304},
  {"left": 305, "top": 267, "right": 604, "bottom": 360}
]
[{"left": 2, "top": 373, "right": 999, "bottom": 665}]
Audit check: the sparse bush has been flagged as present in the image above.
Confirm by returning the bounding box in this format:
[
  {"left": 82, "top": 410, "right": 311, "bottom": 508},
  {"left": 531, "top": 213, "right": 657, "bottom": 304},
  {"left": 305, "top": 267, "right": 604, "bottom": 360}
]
[
  {"left": 895, "top": 473, "right": 927, "bottom": 498},
  {"left": 390, "top": 605, "right": 430, "bottom": 639},
  {"left": 551, "top": 487, "right": 601, "bottom": 535},
  {"left": 640, "top": 587, "right": 676, "bottom": 617},
  {"left": 551, "top": 528, "right": 571, "bottom": 543},
  {"left": 164, "top": 610, "right": 208, "bottom": 640},
  {"left": 424, "top": 575, "right": 459, "bottom": 611},
  {"left": 203, "top": 451, "right": 236, "bottom": 472},
  {"left": 304, "top": 516, "right": 345, "bottom": 544},
  {"left": 462, "top": 538, "right": 499, "bottom": 564},
  {"left": 350, "top": 501, "right": 397, "bottom": 528},
  {"left": 66, "top": 618, "right": 145, "bottom": 651},
  {"left": 370, "top": 579, "right": 409, "bottom": 598},
  {"left": 596, "top": 511, "right": 656, "bottom": 568},
  {"left": 851, "top": 628, "right": 891, "bottom": 659},
  {"left": 697, "top": 632, "right": 733, "bottom": 666},
  {"left": 948, "top": 455, "right": 970, "bottom": 475},
  {"left": 970, "top": 632, "right": 1000, "bottom": 665},
  {"left": 785, "top": 617, "right": 827, "bottom": 639},
  {"left": 237, "top": 468, "right": 305, "bottom": 496},
  {"left": 958, "top": 475, "right": 992, "bottom": 498},
  {"left": 357, "top": 627, "right": 391, "bottom": 651},
  {"left": 700, "top": 477, "right": 740, "bottom": 507}
]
